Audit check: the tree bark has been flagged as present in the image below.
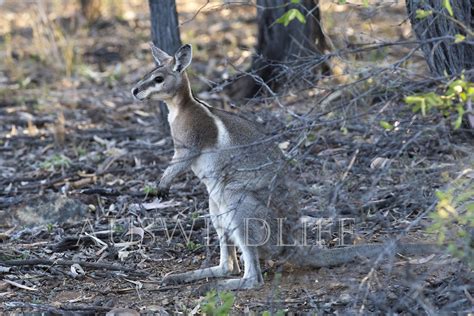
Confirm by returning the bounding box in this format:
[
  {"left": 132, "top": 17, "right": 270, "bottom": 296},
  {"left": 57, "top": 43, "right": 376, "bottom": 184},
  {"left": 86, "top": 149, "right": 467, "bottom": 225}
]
[
  {"left": 227, "top": 0, "right": 328, "bottom": 99},
  {"left": 79, "top": 0, "right": 101, "bottom": 24},
  {"left": 406, "top": 0, "right": 473, "bottom": 79},
  {"left": 148, "top": 0, "right": 182, "bottom": 121}
]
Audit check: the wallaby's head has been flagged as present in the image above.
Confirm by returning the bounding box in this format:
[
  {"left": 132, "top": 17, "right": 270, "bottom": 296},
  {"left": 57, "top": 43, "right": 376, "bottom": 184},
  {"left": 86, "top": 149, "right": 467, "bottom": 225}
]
[{"left": 132, "top": 43, "right": 192, "bottom": 101}]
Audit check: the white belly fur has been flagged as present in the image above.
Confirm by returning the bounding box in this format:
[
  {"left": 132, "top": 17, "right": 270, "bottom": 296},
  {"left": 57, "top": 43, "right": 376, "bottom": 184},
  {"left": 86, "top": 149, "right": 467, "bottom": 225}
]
[{"left": 191, "top": 107, "right": 231, "bottom": 198}]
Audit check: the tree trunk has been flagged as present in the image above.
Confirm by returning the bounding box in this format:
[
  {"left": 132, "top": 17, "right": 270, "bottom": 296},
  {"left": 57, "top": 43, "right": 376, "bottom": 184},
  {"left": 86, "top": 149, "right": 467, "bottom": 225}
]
[
  {"left": 227, "top": 0, "right": 328, "bottom": 99},
  {"left": 148, "top": 0, "right": 182, "bottom": 122},
  {"left": 79, "top": 0, "right": 101, "bottom": 24},
  {"left": 406, "top": 0, "right": 473, "bottom": 79}
]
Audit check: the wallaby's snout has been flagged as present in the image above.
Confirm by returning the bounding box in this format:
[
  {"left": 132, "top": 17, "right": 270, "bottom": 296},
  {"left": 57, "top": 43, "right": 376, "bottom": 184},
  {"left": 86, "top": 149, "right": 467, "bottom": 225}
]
[
  {"left": 131, "top": 42, "right": 192, "bottom": 102},
  {"left": 131, "top": 86, "right": 140, "bottom": 100},
  {"left": 131, "top": 82, "right": 151, "bottom": 101}
]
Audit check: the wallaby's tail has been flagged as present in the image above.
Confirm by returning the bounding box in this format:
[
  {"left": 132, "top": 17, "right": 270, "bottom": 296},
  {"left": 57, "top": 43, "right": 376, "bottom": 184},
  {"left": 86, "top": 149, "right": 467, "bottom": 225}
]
[{"left": 290, "top": 243, "right": 440, "bottom": 268}]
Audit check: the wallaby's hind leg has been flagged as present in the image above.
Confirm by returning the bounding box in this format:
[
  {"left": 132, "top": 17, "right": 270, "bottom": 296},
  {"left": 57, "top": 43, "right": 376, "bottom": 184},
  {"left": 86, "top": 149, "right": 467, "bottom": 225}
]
[
  {"left": 212, "top": 235, "right": 263, "bottom": 290},
  {"left": 205, "top": 191, "right": 266, "bottom": 291},
  {"left": 162, "top": 198, "right": 240, "bottom": 285},
  {"left": 197, "top": 234, "right": 264, "bottom": 293}
]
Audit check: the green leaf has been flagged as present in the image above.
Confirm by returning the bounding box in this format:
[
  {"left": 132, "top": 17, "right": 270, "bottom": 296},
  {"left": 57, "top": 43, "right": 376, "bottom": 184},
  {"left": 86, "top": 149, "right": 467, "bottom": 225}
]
[
  {"left": 435, "top": 190, "right": 447, "bottom": 200},
  {"left": 379, "top": 120, "right": 394, "bottom": 131},
  {"left": 404, "top": 95, "right": 423, "bottom": 104},
  {"left": 362, "top": 0, "right": 369, "bottom": 7},
  {"left": 294, "top": 9, "right": 306, "bottom": 24},
  {"left": 420, "top": 98, "right": 427, "bottom": 116},
  {"left": 425, "top": 92, "right": 443, "bottom": 106},
  {"left": 275, "top": 11, "right": 290, "bottom": 27},
  {"left": 338, "top": 0, "right": 347, "bottom": 4},
  {"left": 216, "top": 291, "right": 235, "bottom": 315},
  {"left": 453, "top": 104, "right": 465, "bottom": 129},
  {"left": 415, "top": 9, "right": 432, "bottom": 19},
  {"left": 275, "top": 8, "right": 306, "bottom": 27},
  {"left": 442, "top": 0, "right": 454, "bottom": 16},
  {"left": 454, "top": 34, "right": 465, "bottom": 43},
  {"left": 290, "top": 0, "right": 300, "bottom": 3},
  {"left": 275, "top": 310, "right": 286, "bottom": 316}
]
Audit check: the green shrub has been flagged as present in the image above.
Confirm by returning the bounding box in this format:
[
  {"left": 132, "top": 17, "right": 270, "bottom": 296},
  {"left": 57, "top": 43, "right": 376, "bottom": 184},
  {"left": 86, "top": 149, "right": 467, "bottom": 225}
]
[
  {"left": 427, "top": 175, "right": 474, "bottom": 268},
  {"left": 201, "top": 290, "right": 235, "bottom": 316},
  {"left": 405, "top": 77, "right": 473, "bottom": 129}
]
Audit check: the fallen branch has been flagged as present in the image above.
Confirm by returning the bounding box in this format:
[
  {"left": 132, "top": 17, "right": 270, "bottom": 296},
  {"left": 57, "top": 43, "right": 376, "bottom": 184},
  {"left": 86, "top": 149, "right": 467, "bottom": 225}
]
[
  {"left": 0, "top": 259, "right": 147, "bottom": 276},
  {"left": 3, "top": 279, "right": 38, "bottom": 291},
  {"left": 80, "top": 187, "right": 170, "bottom": 198},
  {"left": 4, "top": 302, "right": 111, "bottom": 313}
]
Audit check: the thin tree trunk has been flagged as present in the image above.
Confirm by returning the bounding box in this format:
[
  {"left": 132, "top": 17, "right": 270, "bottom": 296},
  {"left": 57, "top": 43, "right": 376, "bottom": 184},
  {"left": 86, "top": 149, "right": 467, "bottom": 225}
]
[
  {"left": 79, "top": 0, "right": 101, "bottom": 24},
  {"left": 148, "top": 0, "right": 182, "bottom": 122},
  {"left": 406, "top": 0, "right": 473, "bottom": 79},
  {"left": 228, "top": 0, "right": 328, "bottom": 99}
]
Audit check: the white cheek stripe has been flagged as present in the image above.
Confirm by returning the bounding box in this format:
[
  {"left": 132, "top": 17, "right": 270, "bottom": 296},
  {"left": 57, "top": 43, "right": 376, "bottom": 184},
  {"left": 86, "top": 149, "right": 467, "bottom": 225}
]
[{"left": 137, "top": 81, "right": 163, "bottom": 99}]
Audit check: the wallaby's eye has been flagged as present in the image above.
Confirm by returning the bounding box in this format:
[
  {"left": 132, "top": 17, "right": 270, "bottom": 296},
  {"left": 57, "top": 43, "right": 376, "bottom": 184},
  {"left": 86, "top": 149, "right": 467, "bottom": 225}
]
[{"left": 154, "top": 76, "right": 164, "bottom": 84}]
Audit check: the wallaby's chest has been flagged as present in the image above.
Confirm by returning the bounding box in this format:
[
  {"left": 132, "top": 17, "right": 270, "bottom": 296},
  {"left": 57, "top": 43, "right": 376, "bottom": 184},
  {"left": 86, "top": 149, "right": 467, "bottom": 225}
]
[
  {"left": 167, "top": 108, "right": 179, "bottom": 125},
  {"left": 168, "top": 103, "right": 220, "bottom": 148},
  {"left": 191, "top": 152, "right": 223, "bottom": 193},
  {"left": 189, "top": 114, "right": 232, "bottom": 195}
]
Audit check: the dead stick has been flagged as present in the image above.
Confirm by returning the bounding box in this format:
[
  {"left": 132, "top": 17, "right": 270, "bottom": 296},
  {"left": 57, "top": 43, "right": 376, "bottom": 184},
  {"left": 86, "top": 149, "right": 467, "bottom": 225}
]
[
  {"left": 5, "top": 302, "right": 111, "bottom": 312},
  {"left": 4, "top": 302, "right": 62, "bottom": 313},
  {"left": 0, "top": 259, "right": 147, "bottom": 276}
]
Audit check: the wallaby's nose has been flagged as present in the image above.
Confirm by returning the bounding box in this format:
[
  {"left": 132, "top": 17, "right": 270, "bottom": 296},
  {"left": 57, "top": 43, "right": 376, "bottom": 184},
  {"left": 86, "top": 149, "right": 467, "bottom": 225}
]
[{"left": 132, "top": 87, "right": 139, "bottom": 97}]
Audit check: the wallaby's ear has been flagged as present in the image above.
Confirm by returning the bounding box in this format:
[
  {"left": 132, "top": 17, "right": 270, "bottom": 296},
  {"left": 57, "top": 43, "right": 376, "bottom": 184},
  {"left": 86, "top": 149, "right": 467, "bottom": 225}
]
[
  {"left": 173, "top": 44, "right": 192, "bottom": 73},
  {"left": 149, "top": 42, "right": 171, "bottom": 66}
]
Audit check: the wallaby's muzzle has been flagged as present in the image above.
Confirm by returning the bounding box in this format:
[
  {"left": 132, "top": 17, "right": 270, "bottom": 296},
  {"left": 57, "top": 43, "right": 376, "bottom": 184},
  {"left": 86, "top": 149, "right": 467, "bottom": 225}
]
[{"left": 131, "top": 86, "right": 145, "bottom": 101}]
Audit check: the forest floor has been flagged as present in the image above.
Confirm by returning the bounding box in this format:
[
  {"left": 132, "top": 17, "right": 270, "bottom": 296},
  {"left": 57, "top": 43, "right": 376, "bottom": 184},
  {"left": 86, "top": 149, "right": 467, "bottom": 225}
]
[{"left": 0, "top": 0, "right": 473, "bottom": 314}]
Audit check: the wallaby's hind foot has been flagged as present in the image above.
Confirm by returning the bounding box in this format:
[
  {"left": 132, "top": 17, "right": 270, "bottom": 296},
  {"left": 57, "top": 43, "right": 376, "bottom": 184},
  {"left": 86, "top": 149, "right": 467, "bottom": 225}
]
[
  {"left": 162, "top": 240, "right": 241, "bottom": 285},
  {"left": 162, "top": 265, "right": 235, "bottom": 285}
]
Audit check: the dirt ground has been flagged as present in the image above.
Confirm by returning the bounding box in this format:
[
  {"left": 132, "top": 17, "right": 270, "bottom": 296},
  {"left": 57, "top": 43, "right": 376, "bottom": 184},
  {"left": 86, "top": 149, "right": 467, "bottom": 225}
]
[{"left": 0, "top": 0, "right": 473, "bottom": 314}]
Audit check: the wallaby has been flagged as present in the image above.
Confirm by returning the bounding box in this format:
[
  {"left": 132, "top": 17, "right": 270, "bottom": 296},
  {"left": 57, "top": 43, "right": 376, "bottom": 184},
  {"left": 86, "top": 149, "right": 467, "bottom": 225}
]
[{"left": 131, "top": 43, "right": 439, "bottom": 291}]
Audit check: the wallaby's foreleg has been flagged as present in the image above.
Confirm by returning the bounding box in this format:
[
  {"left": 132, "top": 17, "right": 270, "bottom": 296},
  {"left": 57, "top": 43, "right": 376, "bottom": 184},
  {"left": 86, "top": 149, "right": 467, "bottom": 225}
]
[
  {"left": 158, "top": 148, "right": 195, "bottom": 192},
  {"left": 162, "top": 199, "right": 240, "bottom": 285}
]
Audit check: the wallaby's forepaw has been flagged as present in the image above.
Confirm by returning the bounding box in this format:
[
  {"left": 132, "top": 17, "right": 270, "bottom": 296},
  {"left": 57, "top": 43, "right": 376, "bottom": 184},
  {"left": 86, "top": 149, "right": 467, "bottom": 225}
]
[{"left": 156, "top": 187, "right": 170, "bottom": 199}]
